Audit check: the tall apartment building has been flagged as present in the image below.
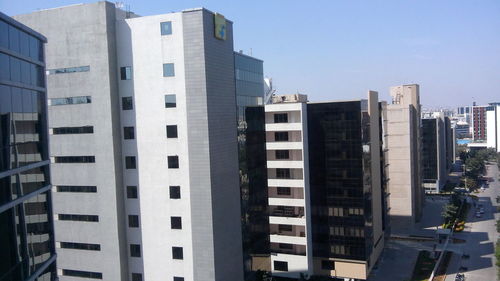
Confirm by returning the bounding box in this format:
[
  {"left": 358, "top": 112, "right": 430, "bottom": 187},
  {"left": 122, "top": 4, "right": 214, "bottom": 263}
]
[
  {"left": 472, "top": 105, "right": 488, "bottom": 141},
  {"left": 487, "top": 105, "right": 500, "bottom": 152},
  {"left": 385, "top": 84, "right": 423, "bottom": 232},
  {"left": 15, "top": 2, "right": 244, "bottom": 281},
  {"left": 255, "top": 92, "right": 387, "bottom": 280},
  {"left": 422, "top": 115, "right": 447, "bottom": 193},
  {"left": 0, "top": 12, "right": 56, "bottom": 281}
]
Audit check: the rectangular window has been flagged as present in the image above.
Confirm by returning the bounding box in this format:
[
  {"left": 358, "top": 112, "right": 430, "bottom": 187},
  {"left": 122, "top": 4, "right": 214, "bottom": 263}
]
[
  {"left": 160, "top": 21, "right": 172, "bottom": 35},
  {"left": 125, "top": 156, "right": 137, "bottom": 169},
  {"left": 274, "top": 113, "right": 288, "bottom": 123},
  {"left": 276, "top": 168, "right": 290, "bottom": 179},
  {"left": 172, "top": 246, "right": 183, "bottom": 259},
  {"left": 278, "top": 224, "right": 293, "bottom": 232},
  {"left": 321, "top": 260, "right": 335, "bottom": 270},
  {"left": 173, "top": 277, "right": 184, "bottom": 281},
  {"left": 279, "top": 243, "right": 293, "bottom": 249},
  {"left": 130, "top": 244, "right": 141, "bottom": 257},
  {"left": 171, "top": 216, "right": 182, "bottom": 229},
  {"left": 124, "top": 127, "right": 135, "bottom": 140},
  {"left": 57, "top": 186, "right": 97, "bottom": 193},
  {"left": 128, "top": 215, "right": 139, "bottom": 228},
  {"left": 122, "top": 97, "right": 133, "bottom": 110},
  {"left": 127, "top": 186, "right": 138, "bottom": 199},
  {"left": 277, "top": 187, "right": 291, "bottom": 195},
  {"left": 165, "top": 94, "right": 176, "bottom": 108},
  {"left": 47, "top": 65, "right": 90, "bottom": 75},
  {"left": 163, "top": 63, "right": 175, "bottom": 77},
  {"left": 50, "top": 96, "right": 91, "bottom": 106},
  {"left": 274, "top": 132, "right": 289, "bottom": 142},
  {"left": 166, "top": 125, "right": 178, "bottom": 138},
  {"left": 168, "top": 156, "right": 179, "bottom": 169},
  {"left": 120, "top": 66, "right": 132, "bottom": 80},
  {"left": 62, "top": 269, "right": 102, "bottom": 279},
  {"left": 274, "top": 261, "right": 288, "bottom": 271},
  {"left": 54, "top": 156, "right": 95, "bottom": 163},
  {"left": 169, "top": 186, "right": 181, "bottom": 199},
  {"left": 275, "top": 150, "right": 289, "bottom": 159},
  {"left": 52, "top": 126, "right": 94, "bottom": 135},
  {"left": 132, "top": 273, "right": 143, "bottom": 281},
  {"left": 60, "top": 242, "right": 101, "bottom": 251},
  {"left": 58, "top": 214, "right": 98, "bottom": 222}
]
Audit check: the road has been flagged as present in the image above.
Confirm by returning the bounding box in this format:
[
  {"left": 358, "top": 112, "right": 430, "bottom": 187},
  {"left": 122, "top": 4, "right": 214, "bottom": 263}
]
[{"left": 445, "top": 162, "right": 500, "bottom": 281}]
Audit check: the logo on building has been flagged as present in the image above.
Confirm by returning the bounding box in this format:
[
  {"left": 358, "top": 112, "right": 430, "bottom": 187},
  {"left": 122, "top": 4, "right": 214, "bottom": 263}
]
[{"left": 214, "top": 13, "right": 226, "bottom": 40}]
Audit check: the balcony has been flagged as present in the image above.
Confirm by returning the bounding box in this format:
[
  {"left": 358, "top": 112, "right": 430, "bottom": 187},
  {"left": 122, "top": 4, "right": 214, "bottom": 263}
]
[
  {"left": 268, "top": 168, "right": 303, "bottom": 180},
  {"left": 268, "top": 186, "right": 304, "bottom": 199},
  {"left": 270, "top": 242, "right": 306, "bottom": 256},
  {"left": 270, "top": 224, "right": 306, "bottom": 237},
  {"left": 269, "top": 206, "right": 304, "bottom": 218},
  {"left": 267, "top": 150, "right": 303, "bottom": 161}
]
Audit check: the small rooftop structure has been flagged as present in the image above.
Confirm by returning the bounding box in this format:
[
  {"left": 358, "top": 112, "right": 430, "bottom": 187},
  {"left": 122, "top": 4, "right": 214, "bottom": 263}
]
[{"left": 271, "top": 94, "right": 308, "bottom": 104}]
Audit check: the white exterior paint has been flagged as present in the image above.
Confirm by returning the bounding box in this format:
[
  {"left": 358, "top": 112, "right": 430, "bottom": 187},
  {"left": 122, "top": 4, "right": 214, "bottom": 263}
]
[{"left": 487, "top": 106, "right": 500, "bottom": 152}]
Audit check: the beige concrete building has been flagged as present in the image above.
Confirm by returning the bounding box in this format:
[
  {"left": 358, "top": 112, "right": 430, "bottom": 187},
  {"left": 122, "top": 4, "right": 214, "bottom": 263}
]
[{"left": 385, "top": 84, "right": 423, "bottom": 233}]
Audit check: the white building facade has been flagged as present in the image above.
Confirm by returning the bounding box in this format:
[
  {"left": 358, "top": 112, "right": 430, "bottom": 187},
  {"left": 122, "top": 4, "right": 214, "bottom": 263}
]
[{"left": 487, "top": 106, "right": 500, "bottom": 152}]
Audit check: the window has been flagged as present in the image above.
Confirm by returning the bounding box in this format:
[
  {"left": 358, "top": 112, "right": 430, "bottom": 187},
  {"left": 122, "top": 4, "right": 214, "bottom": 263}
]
[
  {"left": 275, "top": 150, "right": 289, "bottom": 159},
  {"left": 274, "top": 132, "right": 289, "bottom": 142},
  {"left": 166, "top": 125, "right": 178, "bottom": 138},
  {"left": 120, "top": 66, "right": 132, "bottom": 80},
  {"left": 124, "top": 127, "right": 135, "bottom": 140},
  {"left": 172, "top": 247, "right": 183, "bottom": 259},
  {"left": 168, "top": 156, "right": 179, "bottom": 168},
  {"left": 130, "top": 244, "right": 141, "bottom": 257},
  {"left": 279, "top": 243, "right": 293, "bottom": 249},
  {"left": 169, "top": 186, "right": 181, "bottom": 199},
  {"left": 132, "top": 273, "right": 143, "bottom": 281},
  {"left": 171, "top": 217, "right": 182, "bottom": 229},
  {"left": 127, "top": 186, "right": 138, "bottom": 199},
  {"left": 276, "top": 168, "right": 290, "bottom": 179},
  {"left": 58, "top": 214, "right": 98, "bottom": 222},
  {"left": 60, "top": 242, "right": 101, "bottom": 251},
  {"left": 278, "top": 224, "right": 293, "bottom": 232},
  {"left": 125, "top": 156, "right": 136, "bottom": 169},
  {"left": 62, "top": 269, "right": 102, "bottom": 279},
  {"left": 321, "top": 260, "right": 335, "bottom": 270},
  {"left": 52, "top": 126, "right": 93, "bottom": 135},
  {"left": 57, "top": 186, "right": 97, "bottom": 193},
  {"left": 47, "top": 65, "right": 90, "bottom": 75},
  {"left": 160, "top": 21, "right": 172, "bottom": 35},
  {"left": 163, "top": 63, "right": 175, "bottom": 77},
  {"left": 129, "top": 215, "right": 139, "bottom": 228},
  {"left": 173, "top": 277, "right": 184, "bottom": 281},
  {"left": 274, "top": 113, "right": 288, "bottom": 123},
  {"left": 274, "top": 261, "right": 288, "bottom": 271},
  {"left": 50, "top": 96, "right": 91, "bottom": 106},
  {"left": 277, "top": 187, "right": 291, "bottom": 195},
  {"left": 122, "top": 97, "right": 133, "bottom": 110},
  {"left": 54, "top": 156, "right": 95, "bottom": 163},
  {"left": 165, "top": 94, "right": 176, "bottom": 108}
]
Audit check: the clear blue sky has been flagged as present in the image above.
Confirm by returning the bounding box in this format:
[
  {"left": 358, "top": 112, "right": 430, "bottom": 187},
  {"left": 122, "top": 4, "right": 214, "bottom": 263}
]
[{"left": 2, "top": 0, "right": 500, "bottom": 108}]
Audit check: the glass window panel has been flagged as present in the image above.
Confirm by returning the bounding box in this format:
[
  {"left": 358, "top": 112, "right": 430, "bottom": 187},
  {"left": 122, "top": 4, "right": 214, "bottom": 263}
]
[
  {"left": 29, "top": 36, "right": 40, "bottom": 61},
  {"left": 122, "top": 97, "right": 133, "bottom": 110},
  {"left": 120, "top": 66, "right": 132, "bottom": 80},
  {"left": 8, "top": 25, "right": 19, "bottom": 52},
  {"left": 0, "top": 53, "right": 9, "bottom": 80},
  {"left": 166, "top": 125, "right": 177, "bottom": 138},
  {"left": 165, "top": 94, "right": 176, "bottom": 108},
  {"left": 125, "top": 156, "right": 136, "bottom": 169},
  {"left": 163, "top": 63, "right": 175, "bottom": 77},
  {"left": 160, "top": 21, "right": 172, "bottom": 35},
  {"left": 10, "top": 57, "right": 21, "bottom": 82},
  {"left": 0, "top": 20, "right": 8, "bottom": 48},
  {"left": 19, "top": 31, "right": 30, "bottom": 57},
  {"left": 169, "top": 186, "right": 180, "bottom": 199},
  {"left": 20, "top": 60, "right": 31, "bottom": 84}
]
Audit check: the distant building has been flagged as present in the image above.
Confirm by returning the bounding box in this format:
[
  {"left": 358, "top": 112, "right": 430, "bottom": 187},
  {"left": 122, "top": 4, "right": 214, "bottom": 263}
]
[
  {"left": 472, "top": 105, "right": 488, "bottom": 141},
  {"left": 454, "top": 122, "right": 470, "bottom": 139},
  {"left": 487, "top": 105, "right": 500, "bottom": 152},
  {"left": 422, "top": 114, "right": 448, "bottom": 193},
  {"left": 385, "top": 84, "right": 423, "bottom": 232},
  {"left": 0, "top": 12, "right": 57, "bottom": 280},
  {"left": 255, "top": 92, "right": 387, "bottom": 280}
]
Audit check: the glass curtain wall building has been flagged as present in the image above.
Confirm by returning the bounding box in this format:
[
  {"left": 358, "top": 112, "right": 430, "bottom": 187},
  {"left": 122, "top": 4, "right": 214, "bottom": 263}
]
[
  {"left": 234, "top": 52, "right": 269, "bottom": 279},
  {"left": 0, "top": 12, "right": 56, "bottom": 281}
]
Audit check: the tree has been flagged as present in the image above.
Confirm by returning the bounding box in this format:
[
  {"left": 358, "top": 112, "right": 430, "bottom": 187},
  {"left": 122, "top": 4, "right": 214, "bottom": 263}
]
[{"left": 442, "top": 204, "right": 459, "bottom": 224}]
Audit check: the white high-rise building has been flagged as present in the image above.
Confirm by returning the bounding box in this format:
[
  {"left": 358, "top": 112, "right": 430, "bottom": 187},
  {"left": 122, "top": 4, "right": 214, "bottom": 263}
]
[
  {"left": 15, "top": 2, "right": 243, "bottom": 281},
  {"left": 487, "top": 106, "right": 500, "bottom": 152}
]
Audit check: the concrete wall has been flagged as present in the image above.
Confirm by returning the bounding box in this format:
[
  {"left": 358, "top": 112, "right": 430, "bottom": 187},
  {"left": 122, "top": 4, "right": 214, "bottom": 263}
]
[{"left": 14, "top": 2, "right": 128, "bottom": 280}]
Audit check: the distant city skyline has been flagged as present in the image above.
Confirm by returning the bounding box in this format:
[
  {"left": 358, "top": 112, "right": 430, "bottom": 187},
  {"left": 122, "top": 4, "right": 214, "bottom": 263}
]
[{"left": 3, "top": 0, "right": 499, "bottom": 107}]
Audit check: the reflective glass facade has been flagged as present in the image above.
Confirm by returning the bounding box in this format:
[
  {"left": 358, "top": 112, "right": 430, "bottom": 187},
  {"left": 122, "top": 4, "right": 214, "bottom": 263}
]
[
  {"left": 234, "top": 52, "right": 267, "bottom": 279},
  {"left": 422, "top": 119, "right": 438, "bottom": 181},
  {"left": 0, "top": 12, "right": 56, "bottom": 281},
  {"left": 307, "top": 101, "right": 374, "bottom": 261}
]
